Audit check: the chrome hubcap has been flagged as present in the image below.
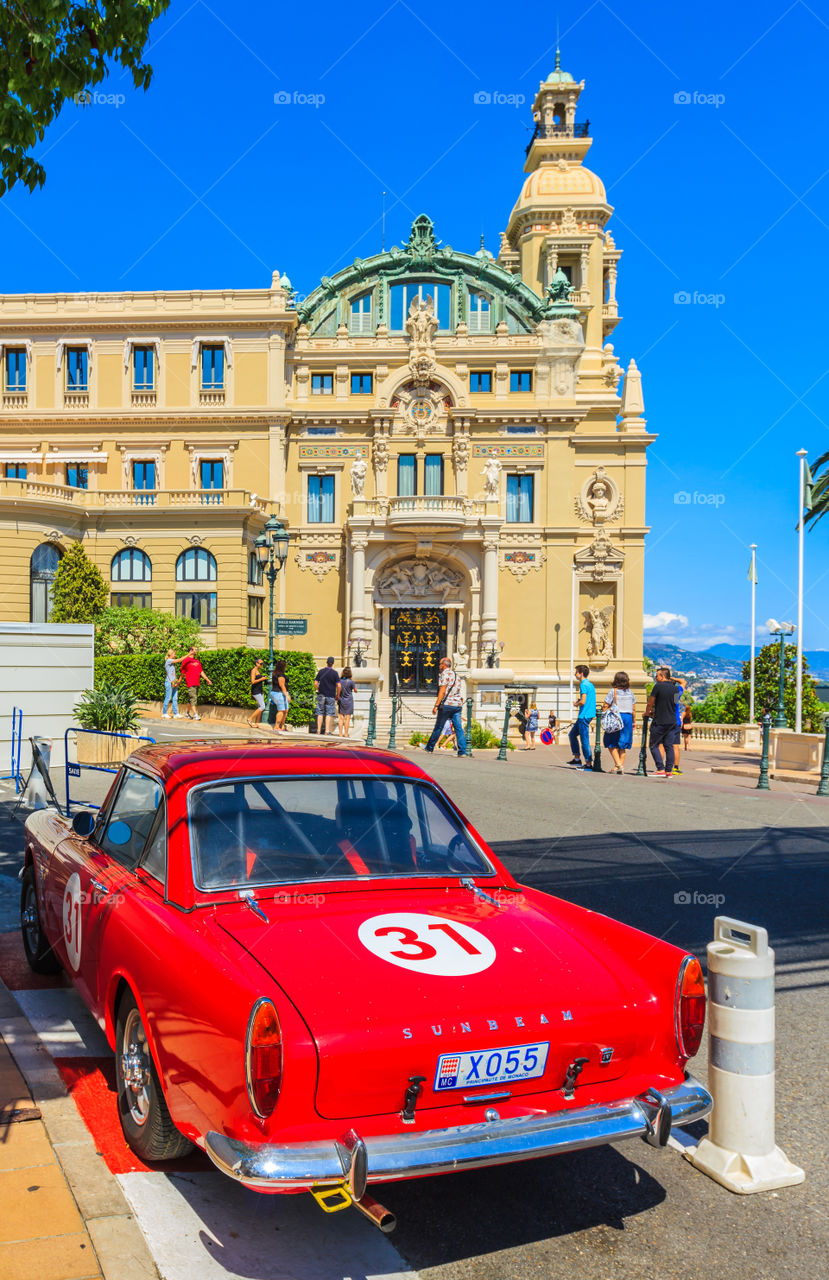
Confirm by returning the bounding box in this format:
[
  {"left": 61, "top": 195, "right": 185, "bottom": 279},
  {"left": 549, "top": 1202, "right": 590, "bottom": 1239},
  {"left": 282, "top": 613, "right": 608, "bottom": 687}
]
[
  {"left": 22, "top": 889, "right": 39, "bottom": 949},
  {"left": 120, "top": 1009, "right": 151, "bottom": 1125}
]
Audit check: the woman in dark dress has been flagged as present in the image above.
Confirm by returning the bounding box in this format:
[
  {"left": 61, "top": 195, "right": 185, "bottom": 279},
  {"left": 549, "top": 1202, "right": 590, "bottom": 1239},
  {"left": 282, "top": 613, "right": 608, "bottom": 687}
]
[{"left": 337, "top": 666, "right": 356, "bottom": 737}]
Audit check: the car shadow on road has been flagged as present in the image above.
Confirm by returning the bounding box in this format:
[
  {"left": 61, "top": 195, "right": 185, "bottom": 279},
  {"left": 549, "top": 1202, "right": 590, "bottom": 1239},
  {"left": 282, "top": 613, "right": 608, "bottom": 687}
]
[{"left": 490, "top": 826, "right": 829, "bottom": 972}]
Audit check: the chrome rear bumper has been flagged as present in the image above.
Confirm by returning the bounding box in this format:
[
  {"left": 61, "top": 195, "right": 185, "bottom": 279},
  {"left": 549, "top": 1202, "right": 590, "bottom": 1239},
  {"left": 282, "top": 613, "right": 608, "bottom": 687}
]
[{"left": 205, "top": 1074, "right": 712, "bottom": 1192}]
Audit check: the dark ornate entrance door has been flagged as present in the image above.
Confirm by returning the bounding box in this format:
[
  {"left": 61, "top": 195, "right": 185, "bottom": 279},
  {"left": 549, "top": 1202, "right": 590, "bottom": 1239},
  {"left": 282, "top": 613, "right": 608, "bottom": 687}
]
[{"left": 389, "top": 608, "right": 447, "bottom": 694}]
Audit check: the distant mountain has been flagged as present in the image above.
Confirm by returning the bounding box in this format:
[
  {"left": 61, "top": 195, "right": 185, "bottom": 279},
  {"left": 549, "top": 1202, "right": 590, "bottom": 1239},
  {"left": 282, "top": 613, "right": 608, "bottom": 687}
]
[
  {"left": 643, "top": 643, "right": 742, "bottom": 681},
  {"left": 705, "top": 643, "right": 829, "bottom": 678}
]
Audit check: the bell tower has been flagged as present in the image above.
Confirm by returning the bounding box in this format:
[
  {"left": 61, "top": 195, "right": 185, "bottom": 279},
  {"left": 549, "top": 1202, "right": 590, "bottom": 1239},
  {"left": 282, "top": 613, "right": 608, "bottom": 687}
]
[{"left": 498, "top": 49, "right": 621, "bottom": 361}]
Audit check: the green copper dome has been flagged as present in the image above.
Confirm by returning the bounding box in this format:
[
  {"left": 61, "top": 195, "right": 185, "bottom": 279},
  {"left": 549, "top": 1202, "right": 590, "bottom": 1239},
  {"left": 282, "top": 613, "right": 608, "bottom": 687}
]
[{"left": 546, "top": 48, "right": 575, "bottom": 84}]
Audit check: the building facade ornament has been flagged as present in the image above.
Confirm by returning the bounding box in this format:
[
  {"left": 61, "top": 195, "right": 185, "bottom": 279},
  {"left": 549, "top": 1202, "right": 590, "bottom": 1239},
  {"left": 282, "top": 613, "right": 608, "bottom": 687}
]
[
  {"left": 350, "top": 453, "right": 368, "bottom": 496},
  {"left": 574, "top": 526, "right": 625, "bottom": 581},
  {"left": 375, "top": 558, "right": 463, "bottom": 605},
  {"left": 452, "top": 433, "right": 470, "bottom": 471},
  {"left": 295, "top": 545, "right": 339, "bottom": 579},
  {"left": 575, "top": 466, "right": 623, "bottom": 524},
  {"left": 583, "top": 605, "right": 614, "bottom": 659},
  {"left": 502, "top": 547, "right": 547, "bottom": 578},
  {"left": 372, "top": 434, "right": 390, "bottom": 472},
  {"left": 483, "top": 455, "right": 502, "bottom": 498}
]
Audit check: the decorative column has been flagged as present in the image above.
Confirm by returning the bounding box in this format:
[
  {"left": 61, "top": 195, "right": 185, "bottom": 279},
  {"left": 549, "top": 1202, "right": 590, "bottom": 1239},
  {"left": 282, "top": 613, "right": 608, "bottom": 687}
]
[
  {"left": 481, "top": 536, "right": 499, "bottom": 650},
  {"left": 349, "top": 533, "right": 368, "bottom": 649}
]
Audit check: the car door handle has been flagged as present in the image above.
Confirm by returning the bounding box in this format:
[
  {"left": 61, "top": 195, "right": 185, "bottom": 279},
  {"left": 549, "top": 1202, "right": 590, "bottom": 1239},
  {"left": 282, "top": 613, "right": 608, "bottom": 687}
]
[{"left": 89, "top": 878, "right": 110, "bottom": 897}]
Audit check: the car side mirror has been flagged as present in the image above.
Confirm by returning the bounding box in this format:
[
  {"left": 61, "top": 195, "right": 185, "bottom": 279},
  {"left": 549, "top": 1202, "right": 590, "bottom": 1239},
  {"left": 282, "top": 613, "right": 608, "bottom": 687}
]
[{"left": 71, "top": 810, "right": 96, "bottom": 838}]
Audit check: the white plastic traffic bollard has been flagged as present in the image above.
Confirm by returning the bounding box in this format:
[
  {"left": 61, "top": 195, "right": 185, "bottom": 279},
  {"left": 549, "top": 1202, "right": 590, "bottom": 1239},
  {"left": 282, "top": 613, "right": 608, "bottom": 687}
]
[{"left": 687, "top": 916, "right": 804, "bottom": 1193}]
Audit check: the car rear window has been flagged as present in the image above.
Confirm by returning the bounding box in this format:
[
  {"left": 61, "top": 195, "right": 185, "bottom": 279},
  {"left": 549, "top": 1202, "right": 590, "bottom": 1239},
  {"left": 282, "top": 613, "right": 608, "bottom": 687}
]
[{"left": 188, "top": 776, "right": 491, "bottom": 890}]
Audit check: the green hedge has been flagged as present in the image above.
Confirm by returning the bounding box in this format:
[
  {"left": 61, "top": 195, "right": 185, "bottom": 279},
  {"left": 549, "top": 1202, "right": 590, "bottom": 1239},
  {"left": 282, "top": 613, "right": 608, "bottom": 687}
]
[{"left": 95, "top": 649, "right": 317, "bottom": 725}]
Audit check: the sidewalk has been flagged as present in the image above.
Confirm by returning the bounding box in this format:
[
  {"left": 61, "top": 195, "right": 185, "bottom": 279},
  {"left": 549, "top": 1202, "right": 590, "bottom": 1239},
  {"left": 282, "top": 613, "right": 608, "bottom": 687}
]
[{"left": 0, "top": 978, "right": 157, "bottom": 1280}]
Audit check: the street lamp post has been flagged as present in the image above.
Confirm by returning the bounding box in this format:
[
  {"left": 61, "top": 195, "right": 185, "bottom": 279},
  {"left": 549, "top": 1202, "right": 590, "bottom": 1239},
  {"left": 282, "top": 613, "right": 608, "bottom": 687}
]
[
  {"left": 254, "top": 515, "right": 290, "bottom": 724},
  {"left": 766, "top": 618, "right": 796, "bottom": 730}
]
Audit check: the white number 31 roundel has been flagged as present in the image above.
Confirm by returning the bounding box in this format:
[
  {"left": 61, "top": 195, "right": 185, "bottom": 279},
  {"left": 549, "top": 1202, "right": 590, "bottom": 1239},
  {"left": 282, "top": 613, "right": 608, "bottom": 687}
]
[{"left": 358, "top": 912, "right": 496, "bottom": 976}]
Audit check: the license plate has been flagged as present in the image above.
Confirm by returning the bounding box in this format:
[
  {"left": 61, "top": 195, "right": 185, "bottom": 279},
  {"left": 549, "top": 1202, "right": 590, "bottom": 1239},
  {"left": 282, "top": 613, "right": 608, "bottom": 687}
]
[{"left": 434, "top": 1041, "right": 550, "bottom": 1091}]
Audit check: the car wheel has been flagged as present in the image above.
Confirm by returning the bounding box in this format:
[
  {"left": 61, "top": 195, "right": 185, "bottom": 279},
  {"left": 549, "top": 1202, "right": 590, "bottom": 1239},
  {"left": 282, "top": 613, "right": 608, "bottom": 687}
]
[
  {"left": 20, "top": 866, "right": 60, "bottom": 974},
  {"left": 115, "top": 991, "right": 192, "bottom": 1161}
]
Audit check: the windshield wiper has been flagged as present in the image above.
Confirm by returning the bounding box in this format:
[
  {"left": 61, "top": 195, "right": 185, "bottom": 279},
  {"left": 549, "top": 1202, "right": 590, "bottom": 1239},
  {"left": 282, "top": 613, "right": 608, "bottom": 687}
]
[{"left": 460, "top": 877, "right": 504, "bottom": 909}]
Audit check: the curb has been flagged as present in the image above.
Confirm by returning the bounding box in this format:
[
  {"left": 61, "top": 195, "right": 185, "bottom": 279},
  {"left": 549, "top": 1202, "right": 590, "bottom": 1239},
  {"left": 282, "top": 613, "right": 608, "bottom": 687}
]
[{"left": 0, "top": 974, "right": 160, "bottom": 1280}]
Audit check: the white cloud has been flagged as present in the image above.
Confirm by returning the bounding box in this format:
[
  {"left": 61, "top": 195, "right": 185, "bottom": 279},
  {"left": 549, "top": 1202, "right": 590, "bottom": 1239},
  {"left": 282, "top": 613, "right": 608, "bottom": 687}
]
[{"left": 643, "top": 611, "right": 689, "bottom": 631}]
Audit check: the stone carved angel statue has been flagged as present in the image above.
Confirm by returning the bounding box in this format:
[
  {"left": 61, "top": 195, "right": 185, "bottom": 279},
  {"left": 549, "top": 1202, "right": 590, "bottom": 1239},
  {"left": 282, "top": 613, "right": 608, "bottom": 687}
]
[
  {"left": 582, "top": 606, "right": 614, "bottom": 660},
  {"left": 350, "top": 454, "right": 368, "bottom": 497},
  {"left": 405, "top": 295, "right": 439, "bottom": 348},
  {"left": 483, "top": 455, "right": 502, "bottom": 499}
]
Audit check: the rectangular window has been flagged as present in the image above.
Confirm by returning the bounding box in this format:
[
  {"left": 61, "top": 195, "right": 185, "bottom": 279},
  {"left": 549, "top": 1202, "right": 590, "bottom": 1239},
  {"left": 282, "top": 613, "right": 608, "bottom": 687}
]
[
  {"left": 99, "top": 769, "right": 163, "bottom": 869},
  {"left": 397, "top": 454, "right": 417, "bottom": 497},
  {"left": 200, "top": 459, "right": 224, "bottom": 490},
  {"left": 66, "top": 348, "right": 88, "bottom": 390},
  {"left": 510, "top": 370, "right": 532, "bottom": 393},
  {"left": 506, "top": 473, "right": 534, "bottom": 523},
  {"left": 351, "top": 372, "right": 373, "bottom": 394},
  {"left": 5, "top": 463, "right": 27, "bottom": 479},
  {"left": 506, "top": 426, "right": 537, "bottom": 434},
  {"left": 389, "top": 282, "right": 451, "bottom": 332},
  {"left": 248, "top": 596, "right": 264, "bottom": 630},
  {"left": 470, "top": 371, "right": 492, "bottom": 393},
  {"left": 201, "top": 345, "right": 225, "bottom": 389},
  {"left": 176, "top": 592, "right": 217, "bottom": 628},
  {"left": 111, "top": 592, "right": 152, "bottom": 609},
  {"left": 132, "top": 460, "right": 156, "bottom": 506},
  {"left": 307, "top": 426, "right": 336, "bottom": 435},
  {"left": 248, "top": 552, "right": 263, "bottom": 585},
  {"left": 5, "top": 349, "right": 26, "bottom": 391},
  {"left": 133, "top": 346, "right": 155, "bottom": 390},
  {"left": 307, "top": 473, "right": 335, "bottom": 523},
  {"left": 350, "top": 292, "right": 373, "bottom": 334},
  {"left": 468, "top": 291, "right": 491, "bottom": 333},
  {"left": 424, "top": 454, "right": 444, "bottom": 496},
  {"left": 65, "top": 464, "right": 89, "bottom": 489},
  {"left": 311, "top": 373, "right": 334, "bottom": 395}
]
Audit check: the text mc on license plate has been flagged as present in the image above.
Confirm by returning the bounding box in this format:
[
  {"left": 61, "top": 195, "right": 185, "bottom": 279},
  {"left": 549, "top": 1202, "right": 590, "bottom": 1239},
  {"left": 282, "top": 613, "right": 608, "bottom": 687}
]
[{"left": 434, "top": 1041, "right": 550, "bottom": 1091}]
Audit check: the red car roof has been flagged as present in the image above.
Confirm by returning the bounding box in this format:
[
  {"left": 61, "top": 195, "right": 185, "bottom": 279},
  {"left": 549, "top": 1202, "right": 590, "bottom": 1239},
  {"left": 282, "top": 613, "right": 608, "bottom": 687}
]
[{"left": 129, "top": 738, "right": 431, "bottom": 785}]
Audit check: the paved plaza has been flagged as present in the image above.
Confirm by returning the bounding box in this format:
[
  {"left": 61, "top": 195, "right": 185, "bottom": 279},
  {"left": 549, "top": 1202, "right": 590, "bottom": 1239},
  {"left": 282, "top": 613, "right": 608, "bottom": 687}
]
[{"left": 0, "top": 734, "right": 826, "bottom": 1280}]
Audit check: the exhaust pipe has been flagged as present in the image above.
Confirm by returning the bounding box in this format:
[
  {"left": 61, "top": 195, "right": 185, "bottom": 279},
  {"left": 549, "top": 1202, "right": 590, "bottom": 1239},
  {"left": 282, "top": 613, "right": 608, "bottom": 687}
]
[{"left": 352, "top": 1192, "right": 397, "bottom": 1234}]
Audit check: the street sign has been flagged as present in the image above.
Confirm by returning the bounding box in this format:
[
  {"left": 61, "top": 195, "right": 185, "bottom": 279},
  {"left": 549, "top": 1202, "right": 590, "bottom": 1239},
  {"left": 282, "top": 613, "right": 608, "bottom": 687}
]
[{"left": 274, "top": 617, "right": 308, "bottom": 635}]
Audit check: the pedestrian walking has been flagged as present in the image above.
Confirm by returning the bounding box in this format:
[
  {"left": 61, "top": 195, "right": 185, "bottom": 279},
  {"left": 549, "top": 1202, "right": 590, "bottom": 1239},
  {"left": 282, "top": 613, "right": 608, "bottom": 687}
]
[
  {"left": 424, "top": 656, "right": 468, "bottom": 757},
  {"left": 547, "top": 710, "right": 557, "bottom": 743},
  {"left": 671, "top": 678, "right": 687, "bottom": 774},
  {"left": 602, "top": 670, "right": 635, "bottom": 774},
  {"left": 247, "top": 657, "right": 267, "bottom": 729},
  {"left": 514, "top": 703, "right": 527, "bottom": 743},
  {"left": 162, "top": 649, "right": 184, "bottom": 719},
  {"left": 681, "top": 705, "right": 693, "bottom": 750},
  {"left": 523, "top": 704, "right": 539, "bottom": 749},
  {"left": 567, "top": 664, "right": 596, "bottom": 769},
  {"left": 270, "top": 659, "right": 291, "bottom": 732},
  {"left": 315, "top": 656, "right": 339, "bottom": 735},
  {"left": 645, "top": 666, "right": 682, "bottom": 778},
  {"left": 180, "top": 647, "right": 212, "bottom": 721},
  {"left": 337, "top": 666, "right": 356, "bottom": 737}
]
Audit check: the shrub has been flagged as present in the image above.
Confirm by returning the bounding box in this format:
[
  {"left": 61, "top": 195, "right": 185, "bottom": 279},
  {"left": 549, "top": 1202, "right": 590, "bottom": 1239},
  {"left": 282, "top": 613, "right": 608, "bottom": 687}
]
[
  {"left": 95, "top": 606, "right": 201, "bottom": 657},
  {"left": 95, "top": 648, "right": 316, "bottom": 725},
  {"left": 409, "top": 731, "right": 427, "bottom": 746},
  {"left": 470, "top": 719, "right": 511, "bottom": 749},
  {"left": 74, "top": 679, "right": 142, "bottom": 733},
  {"left": 50, "top": 540, "right": 108, "bottom": 622}
]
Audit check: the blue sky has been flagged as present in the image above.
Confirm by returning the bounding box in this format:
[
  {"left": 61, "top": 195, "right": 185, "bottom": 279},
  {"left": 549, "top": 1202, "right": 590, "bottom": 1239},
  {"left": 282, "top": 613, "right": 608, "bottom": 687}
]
[{"left": 4, "top": 0, "right": 829, "bottom": 652}]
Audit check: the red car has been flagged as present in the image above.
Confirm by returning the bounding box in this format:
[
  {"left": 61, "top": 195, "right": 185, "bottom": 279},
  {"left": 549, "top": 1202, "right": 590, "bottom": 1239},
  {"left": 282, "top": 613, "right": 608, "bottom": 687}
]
[{"left": 20, "top": 741, "right": 711, "bottom": 1232}]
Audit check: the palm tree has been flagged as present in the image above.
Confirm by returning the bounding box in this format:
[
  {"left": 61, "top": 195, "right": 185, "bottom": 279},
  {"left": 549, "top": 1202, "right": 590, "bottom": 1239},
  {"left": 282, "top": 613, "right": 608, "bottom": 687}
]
[{"left": 805, "top": 451, "right": 829, "bottom": 528}]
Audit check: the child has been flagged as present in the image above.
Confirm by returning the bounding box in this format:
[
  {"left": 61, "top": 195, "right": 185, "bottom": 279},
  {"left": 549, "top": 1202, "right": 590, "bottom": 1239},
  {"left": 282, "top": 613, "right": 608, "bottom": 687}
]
[
  {"left": 547, "top": 709, "right": 557, "bottom": 744},
  {"left": 437, "top": 720, "right": 457, "bottom": 751},
  {"left": 523, "top": 704, "right": 539, "bottom": 750}
]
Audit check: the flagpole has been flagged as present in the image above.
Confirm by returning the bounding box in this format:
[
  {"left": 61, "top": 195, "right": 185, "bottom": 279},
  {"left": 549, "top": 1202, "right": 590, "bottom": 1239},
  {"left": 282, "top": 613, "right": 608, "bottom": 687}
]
[
  {"left": 796, "top": 448, "right": 807, "bottom": 733},
  {"left": 750, "top": 543, "right": 757, "bottom": 723}
]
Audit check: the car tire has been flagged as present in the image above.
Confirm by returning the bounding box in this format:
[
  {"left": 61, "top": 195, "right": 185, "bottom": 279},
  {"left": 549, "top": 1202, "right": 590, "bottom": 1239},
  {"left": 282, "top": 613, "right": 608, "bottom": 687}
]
[
  {"left": 115, "top": 991, "right": 192, "bottom": 1161},
  {"left": 20, "top": 865, "right": 61, "bottom": 974}
]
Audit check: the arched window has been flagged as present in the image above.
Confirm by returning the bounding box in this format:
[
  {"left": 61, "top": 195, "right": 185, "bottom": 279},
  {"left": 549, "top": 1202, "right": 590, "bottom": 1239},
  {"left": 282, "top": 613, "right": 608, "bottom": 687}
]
[
  {"left": 468, "top": 290, "right": 492, "bottom": 334},
  {"left": 111, "top": 549, "right": 152, "bottom": 582},
  {"left": 30, "top": 543, "right": 62, "bottom": 623},
  {"left": 176, "top": 547, "right": 217, "bottom": 581}
]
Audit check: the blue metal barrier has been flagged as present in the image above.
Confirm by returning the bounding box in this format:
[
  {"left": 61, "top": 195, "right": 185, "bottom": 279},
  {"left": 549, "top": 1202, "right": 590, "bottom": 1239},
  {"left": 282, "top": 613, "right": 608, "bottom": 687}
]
[
  {"left": 64, "top": 728, "right": 156, "bottom": 816},
  {"left": 1, "top": 708, "right": 23, "bottom": 793}
]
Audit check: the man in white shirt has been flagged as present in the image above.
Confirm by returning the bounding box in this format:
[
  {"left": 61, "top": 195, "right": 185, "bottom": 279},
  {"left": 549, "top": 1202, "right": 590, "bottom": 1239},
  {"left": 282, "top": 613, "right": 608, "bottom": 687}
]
[{"left": 423, "top": 657, "right": 468, "bottom": 756}]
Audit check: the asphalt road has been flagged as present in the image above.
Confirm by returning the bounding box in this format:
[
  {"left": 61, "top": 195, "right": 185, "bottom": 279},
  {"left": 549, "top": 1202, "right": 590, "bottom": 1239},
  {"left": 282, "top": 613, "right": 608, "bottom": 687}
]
[{"left": 1, "top": 733, "right": 826, "bottom": 1279}]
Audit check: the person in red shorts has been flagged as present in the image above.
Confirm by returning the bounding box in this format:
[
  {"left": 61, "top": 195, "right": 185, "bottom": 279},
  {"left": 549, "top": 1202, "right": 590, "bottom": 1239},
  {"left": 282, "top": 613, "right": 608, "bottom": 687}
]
[{"left": 180, "top": 647, "right": 213, "bottom": 721}]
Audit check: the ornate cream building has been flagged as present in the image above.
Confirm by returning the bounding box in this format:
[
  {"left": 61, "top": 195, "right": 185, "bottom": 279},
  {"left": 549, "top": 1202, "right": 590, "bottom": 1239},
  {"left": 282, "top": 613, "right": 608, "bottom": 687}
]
[{"left": 0, "top": 57, "right": 651, "bottom": 720}]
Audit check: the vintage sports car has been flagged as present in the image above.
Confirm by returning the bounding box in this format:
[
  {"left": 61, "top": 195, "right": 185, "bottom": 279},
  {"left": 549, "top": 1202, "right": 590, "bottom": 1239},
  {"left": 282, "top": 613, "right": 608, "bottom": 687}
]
[{"left": 20, "top": 741, "right": 711, "bottom": 1231}]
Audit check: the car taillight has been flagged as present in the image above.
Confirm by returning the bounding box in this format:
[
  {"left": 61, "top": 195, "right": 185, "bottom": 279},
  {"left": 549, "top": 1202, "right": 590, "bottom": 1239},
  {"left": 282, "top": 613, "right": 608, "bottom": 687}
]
[
  {"left": 245, "top": 999, "right": 283, "bottom": 1118},
  {"left": 675, "top": 954, "right": 706, "bottom": 1059}
]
